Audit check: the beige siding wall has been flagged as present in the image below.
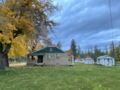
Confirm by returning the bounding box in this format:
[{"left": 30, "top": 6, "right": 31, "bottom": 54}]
[{"left": 43, "top": 53, "right": 69, "bottom": 66}]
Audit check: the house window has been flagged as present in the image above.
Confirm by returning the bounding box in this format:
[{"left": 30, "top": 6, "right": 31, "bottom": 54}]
[
  {"left": 56, "top": 54, "right": 60, "bottom": 58},
  {"left": 47, "top": 55, "right": 51, "bottom": 59},
  {"left": 98, "top": 59, "right": 100, "bottom": 63},
  {"left": 50, "top": 48, "right": 52, "bottom": 52},
  {"left": 56, "top": 63, "right": 59, "bottom": 66}
]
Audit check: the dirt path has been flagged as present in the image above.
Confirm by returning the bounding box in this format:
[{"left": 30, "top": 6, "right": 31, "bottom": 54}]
[{"left": 9, "top": 63, "right": 26, "bottom": 67}]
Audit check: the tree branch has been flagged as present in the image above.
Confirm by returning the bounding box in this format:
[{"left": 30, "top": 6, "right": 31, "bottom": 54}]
[
  {"left": 13, "top": 34, "right": 18, "bottom": 38},
  {"left": 3, "top": 43, "right": 11, "bottom": 55}
]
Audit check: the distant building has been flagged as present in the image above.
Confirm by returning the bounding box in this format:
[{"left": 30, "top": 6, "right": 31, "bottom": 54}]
[
  {"left": 75, "top": 58, "right": 85, "bottom": 63},
  {"left": 97, "top": 55, "right": 115, "bottom": 66},
  {"left": 27, "top": 45, "right": 74, "bottom": 66},
  {"left": 85, "top": 58, "right": 94, "bottom": 64}
]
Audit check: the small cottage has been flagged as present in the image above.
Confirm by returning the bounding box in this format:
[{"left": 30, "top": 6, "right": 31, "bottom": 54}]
[
  {"left": 85, "top": 58, "right": 94, "bottom": 64},
  {"left": 80, "top": 58, "right": 85, "bottom": 63},
  {"left": 97, "top": 55, "right": 115, "bottom": 66},
  {"left": 75, "top": 59, "right": 80, "bottom": 63},
  {"left": 27, "top": 45, "right": 74, "bottom": 66},
  {"left": 75, "top": 58, "right": 85, "bottom": 63}
]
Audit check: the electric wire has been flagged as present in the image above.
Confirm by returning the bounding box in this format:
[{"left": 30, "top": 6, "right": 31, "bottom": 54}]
[{"left": 109, "top": 0, "right": 114, "bottom": 41}]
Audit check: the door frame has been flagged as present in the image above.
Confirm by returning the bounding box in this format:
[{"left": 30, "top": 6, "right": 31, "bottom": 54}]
[{"left": 37, "top": 55, "right": 43, "bottom": 63}]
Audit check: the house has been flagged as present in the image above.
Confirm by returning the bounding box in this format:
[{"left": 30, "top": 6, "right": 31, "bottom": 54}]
[
  {"left": 85, "top": 57, "right": 94, "bottom": 64},
  {"left": 27, "top": 45, "right": 74, "bottom": 66},
  {"left": 97, "top": 55, "right": 115, "bottom": 66},
  {"left": 75, "top": 58, "right": 85, "bottom": 63},
  {"left": 75, "top": 59, "right": 80, "bottom": 62},
  {"left": 80, "top": 58, "right": 85, "bottom": 63}
]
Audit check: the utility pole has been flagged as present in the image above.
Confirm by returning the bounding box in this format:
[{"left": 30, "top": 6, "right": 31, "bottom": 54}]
[
  {"left": 90, "top": 46, "right": 92, "bottom": 53},
  {"left": 112, "top": 41, "right": 116, "bottom": 66}
]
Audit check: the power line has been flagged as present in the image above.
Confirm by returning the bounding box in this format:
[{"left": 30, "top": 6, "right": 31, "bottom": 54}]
[
  {"left": 109, "top": 0, "right": 116, "bottom": 65},
  {"left": 109, "top": 0, "right": 114, "bottom": 41}
]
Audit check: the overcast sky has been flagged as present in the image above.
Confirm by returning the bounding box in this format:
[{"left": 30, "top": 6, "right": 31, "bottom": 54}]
[{"left": 49, "top": 0, "right": 120, "bottom": 52}]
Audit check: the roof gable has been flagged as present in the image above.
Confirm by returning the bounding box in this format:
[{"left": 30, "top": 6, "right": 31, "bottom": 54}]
[
  {"left": 86, "top": 58, "right": 93, "bottom": 60},
  {"left": 33, "top": 46, "right": 65, "bottom": 54},
  {"left": 98, "top": 55, "right": 113, "bottom": 59}
]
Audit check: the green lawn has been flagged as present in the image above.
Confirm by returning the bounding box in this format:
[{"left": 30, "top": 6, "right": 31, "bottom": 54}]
[
  {"left": 0, "top": 63, "right": 120, "bottom": 90},
  {"left": 117, "top": 61, "right": 120, "bottom": 65}
]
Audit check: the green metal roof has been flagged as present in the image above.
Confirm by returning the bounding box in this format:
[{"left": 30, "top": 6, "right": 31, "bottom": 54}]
[
  {"left": 28, "top": 53, "right": 44, "bottom": 56},
  {"left": 28, "top": 45, "right": 65, "bottom": 56}
]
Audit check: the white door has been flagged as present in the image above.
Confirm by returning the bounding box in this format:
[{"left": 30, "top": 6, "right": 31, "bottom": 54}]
[
  {"left": 90, "top": 60, "right": 92, "bottom": 64},
  {"left": 89, "top": 60, "right": 91, "bottom": 64},
  {"left": 109, "top": 60, "right": 112, "bottom": 66},
  {"left": 105, "top": 60, "right": 109, "bottom": 66}
]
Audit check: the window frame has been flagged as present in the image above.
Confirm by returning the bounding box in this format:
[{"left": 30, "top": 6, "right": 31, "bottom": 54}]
[
  {"left": 50, "top": 48, "right": 52, "bottom": 52},
  {"left": 56, "top": 63, "right": 59, "bottom": 66},
  {"left": 47, "top": 55, "right": 51, "bottom": 59},
  {"left": 56, "top": 54, "right": 60, "bottom": 59}
]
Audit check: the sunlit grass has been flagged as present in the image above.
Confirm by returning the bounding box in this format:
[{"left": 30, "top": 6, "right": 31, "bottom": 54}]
[
  {"left": 9, "top": 63, "right": 26, "bottom": 67},
  {"left": 117, "top": 61, "right": 120, "bottom": 65},
  {"left": 0, "top": 63, "right": 120, "bottom": 90}
]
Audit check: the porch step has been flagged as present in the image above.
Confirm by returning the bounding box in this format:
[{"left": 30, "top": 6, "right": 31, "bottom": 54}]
[{"left": 27, "top": 63, "right": 35, "bottom": 66}]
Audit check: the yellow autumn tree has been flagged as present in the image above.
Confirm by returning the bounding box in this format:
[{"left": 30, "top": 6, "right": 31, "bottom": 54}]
[
  {"left": 8, "top": 36, "right": 29, "bottom": 59},
  {"left": 65, "top": 50, "right": 74, "bottom": 55},
  {"left": 0, "top": 0, "right": 59, "bottom": 70},
  {"left": 76, "top": 55, "right": 80, "bottom": 59},
  {"left": 85, "top": 55, "right": 91, "bottom": 58}
]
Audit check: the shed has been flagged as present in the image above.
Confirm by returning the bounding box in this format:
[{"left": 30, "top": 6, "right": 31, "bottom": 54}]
[
  {"left": 81, "top": 58, "right": 85, "bottom": 63},
  {"left": 85, "top": 58, "right": 94, "bottom": 64},
  {"left": 97, "top": 55, "right": 115, "bottom": 66},
  {"left": 75, "top": 59, "right": 80, "bottom": 63},
  {"left": 75, "top": 58, "right": 85, "bottom": 63}
]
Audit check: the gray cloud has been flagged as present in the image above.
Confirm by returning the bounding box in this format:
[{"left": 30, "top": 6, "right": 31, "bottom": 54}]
[{"left": 51, "top": 0, "right": 120, "bottom": 51}]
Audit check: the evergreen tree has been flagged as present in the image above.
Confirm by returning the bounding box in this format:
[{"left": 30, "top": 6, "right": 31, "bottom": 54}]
[
  {"left": 98, "top": 49, "right": 101, "bottom": 56},
  {"left": 115, "top": 43, "right": 120, "bottom": 61},
  {"left": 105, "top": 45, "right": 108, "bottom": 54},
  {"left": 70, "top": 39, "right": 77, "bottom": 60},
  {"left": 81, "top": 51, "right": 85, "bottom": 58},
  {"left": 81, "top": 51, "right": 83, "bottom": 58},
  {"left": 78, "top": 45, "right": 81, "bottom": 56},
  {"left": 85, "top": 49, "right": 87, "bottom": 55},
  {"left": 88, "top": 48, "right": 90, "bottom": 56},
  {"left": 57, "top": 41, "right": 62, "bottom": 49},
  {"left": 94, "top": 45, "right": 98, "bottom": 57},
  {"left": 90, "top": 46, "right": 92, "bottom": 57},
  {"left": 76, "top": 46, "right": 78, "bottom": 57},
  {"left": 109, "top": 42, "right": 113, "bottom": 57}
]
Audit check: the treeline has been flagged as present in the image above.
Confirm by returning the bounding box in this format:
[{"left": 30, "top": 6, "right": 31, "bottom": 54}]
[
  {"left": 78, "top": 45, "right": 108, "bottom": 59},
  {"left": 70, "top": 39, "right": 120, "bottom": 61},
  {"left": 109, "top": 42, "right": 120, "bottom": 61},
  {"left": 70, "top": 39, "right": 108, "bottom": 59},
  {"left": 9, "top": 57, "right": 27, "bottom": 63}
]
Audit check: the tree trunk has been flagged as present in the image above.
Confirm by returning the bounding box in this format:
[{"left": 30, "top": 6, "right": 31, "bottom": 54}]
[
  {"left": 0, "top": 54, "right": 6, "bottom": 71},
  {"left": 0, "top": 43, "right": 11, "bottom": 71},
  {"left": 4, "top": 54, "right": 9, "bottom": 67},
  {"left": 19, "top": 57, "right": 21, "bottom": 63}
]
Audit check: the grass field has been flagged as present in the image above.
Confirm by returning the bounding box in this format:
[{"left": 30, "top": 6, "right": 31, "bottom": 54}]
[
  {"left": 9, "top": 63, "right": 26, "bottom": 67},
  {"left": 0, "top": 63, "right": 120, "bottom": 90},
  {"left": 117, "top": 61, "right": 120, "bottom": 65}
]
